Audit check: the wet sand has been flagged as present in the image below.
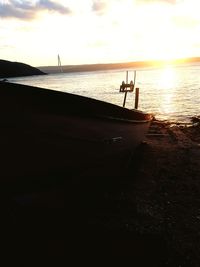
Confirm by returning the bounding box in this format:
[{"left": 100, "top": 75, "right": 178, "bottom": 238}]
[{"left": 1, "top": 119, "right": 200, "bottom": 266}]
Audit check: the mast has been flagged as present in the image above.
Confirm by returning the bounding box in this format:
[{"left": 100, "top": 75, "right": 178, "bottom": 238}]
[{"left": 58, "top": 54, "right": 63, "bottom": 73}]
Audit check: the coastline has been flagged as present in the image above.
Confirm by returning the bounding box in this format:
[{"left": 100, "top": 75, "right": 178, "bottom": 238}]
[{"left": 38, "top": 57, "right": 200, "bottom": 74}]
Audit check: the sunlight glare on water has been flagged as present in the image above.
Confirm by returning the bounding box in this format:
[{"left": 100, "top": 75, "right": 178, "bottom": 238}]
[
  {"left": 158, "top": 67, "right": 177, "bottom": 117},
  {"left": 158, "top": 66, "right": 176, "bottom": 90},
  {"left": 11, "top": 64, "right": 200, "bottom": 123}
]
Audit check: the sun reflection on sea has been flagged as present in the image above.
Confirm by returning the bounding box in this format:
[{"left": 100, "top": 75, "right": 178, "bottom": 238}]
[
  {"left": 157, "top": 66, "right": 177, "bottom": 116},
  {"left": 158, "top": 66, "right": 176, "bottom": 90}
]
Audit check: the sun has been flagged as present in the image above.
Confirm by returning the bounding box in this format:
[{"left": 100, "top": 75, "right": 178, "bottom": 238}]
[{"left": 158, "top": 67, "right": 176, "bottom": 89}]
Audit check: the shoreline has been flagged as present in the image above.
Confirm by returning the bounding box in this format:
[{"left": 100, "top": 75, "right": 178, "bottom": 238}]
[{"left": 37, "top": 57, "right": 200, "bottom": 74}]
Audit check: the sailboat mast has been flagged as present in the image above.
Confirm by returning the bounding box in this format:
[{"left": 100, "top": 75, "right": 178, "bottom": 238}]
[{"left": 58, "top": 54, "right": 63, "bottom": 73}]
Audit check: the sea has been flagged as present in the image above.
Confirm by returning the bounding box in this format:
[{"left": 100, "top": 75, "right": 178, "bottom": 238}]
[{"left": 10, "top": 63, "right": 200, "bottom": 123}]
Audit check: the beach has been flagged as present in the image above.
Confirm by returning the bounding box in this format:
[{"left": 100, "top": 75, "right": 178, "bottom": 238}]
[
  {"left": 121, "top": 119, "right": 200, "bottom": 266},
  {"left": 1, "top": 117, "right": 200, "bottom": 266}
]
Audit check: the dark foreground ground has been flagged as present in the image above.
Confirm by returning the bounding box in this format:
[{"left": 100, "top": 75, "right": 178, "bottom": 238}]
[{"left": 1, "top": 119, "right": 200, "bottom": 266}]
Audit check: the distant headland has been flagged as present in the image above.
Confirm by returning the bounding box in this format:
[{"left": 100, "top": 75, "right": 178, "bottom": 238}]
[
  {"left": 38, "top": 57, "right": 200, "bottom": 74},
  {"left": 0, "top": 59, "right": 46, "bottom": 78},
  {"left": 1, "top": 57, "right": 200, "bottom": 78}
]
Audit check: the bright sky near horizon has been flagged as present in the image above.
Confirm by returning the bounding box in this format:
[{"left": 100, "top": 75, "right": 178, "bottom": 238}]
[{"left": 0, "top": 0, "right": 200, "bottom": 67}]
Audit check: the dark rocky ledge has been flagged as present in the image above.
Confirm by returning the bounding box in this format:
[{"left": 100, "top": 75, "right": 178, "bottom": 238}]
[{"left": 0, "top": 59, "right": 46, "bottom": 78}]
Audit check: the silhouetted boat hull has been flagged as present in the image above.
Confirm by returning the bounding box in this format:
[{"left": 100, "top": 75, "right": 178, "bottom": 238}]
[{"left": 0, "top": 81, "right": 152, "bottom": 184}]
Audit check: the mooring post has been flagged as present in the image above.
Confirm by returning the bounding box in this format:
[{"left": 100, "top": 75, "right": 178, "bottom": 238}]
[
  {"left": 123, "top": 71, "right": 128, "bottom": 107},
  {"left": 133, "top": 70, "right": 136, "bottom": 88},
  {"left": 135, "top": 87, "right": 139, "bottom": 109}
]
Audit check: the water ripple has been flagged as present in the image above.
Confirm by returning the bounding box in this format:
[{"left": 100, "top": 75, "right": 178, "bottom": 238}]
[{"left": 11, "top": 64, "right": 200, "bottom": 123}]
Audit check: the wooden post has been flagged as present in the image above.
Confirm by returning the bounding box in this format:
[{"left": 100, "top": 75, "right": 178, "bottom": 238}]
[
  {"left": 133, "top": 70, "right": 136, "bottom": 89},
  {"left": 135, "top": 87, "right": 139, "bottom": 109},
  {"left": 123, "top": 71, "right": 128, "bottom": 107}
]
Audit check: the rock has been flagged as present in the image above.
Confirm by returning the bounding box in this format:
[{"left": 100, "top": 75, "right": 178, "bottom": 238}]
[{"left": 0, "top": 59, "right": 46, "bottom": 78}]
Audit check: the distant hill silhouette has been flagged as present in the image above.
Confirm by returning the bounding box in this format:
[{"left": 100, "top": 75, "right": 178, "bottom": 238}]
[
  {"left": 0, "top": 59, "right": 46, "bottom": 78},
  {"left": 38, "top": 57, "right": 200, "bottom": 74}
]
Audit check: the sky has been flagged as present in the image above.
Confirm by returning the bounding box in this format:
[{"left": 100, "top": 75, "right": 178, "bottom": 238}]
[{"left": 0, "top": 0, "right": 200, "bottom": 67}]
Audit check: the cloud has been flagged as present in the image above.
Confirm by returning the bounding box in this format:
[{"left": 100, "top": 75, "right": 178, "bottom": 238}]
[
  {"left": 92, "top": 0, "right": 107, "bottom": 15},
  {"left": 137, "top": 0, "right": 180, "bottom": 4},
  {"left": 37, "top": 0, "right": 71, "bottom": 14},
  {"left": 0, "top": 1, "right": 34, "bottom": 20},
  {"left": 0, "top": 0, "right": 71, "bottom": 20}
]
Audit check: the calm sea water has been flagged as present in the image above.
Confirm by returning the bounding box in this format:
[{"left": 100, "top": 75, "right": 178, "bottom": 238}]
[{"left": 10, "top": 63, "right": 200, "bottom": 123}]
